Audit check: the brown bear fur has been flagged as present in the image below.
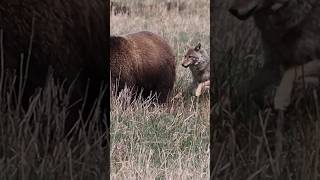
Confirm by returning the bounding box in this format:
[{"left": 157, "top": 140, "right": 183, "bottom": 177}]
[
  {"left": 110, "top": 31, "right": 176, "bottom": 103},
  {"left": 0, "top": 1, "right": 107, "bottom": 135}
]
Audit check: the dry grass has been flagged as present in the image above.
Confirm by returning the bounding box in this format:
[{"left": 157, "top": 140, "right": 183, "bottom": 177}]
[
  {"left": 0, "top": 75, "right": 107, "bottom": 179},
  {"left": 212, "top": 1, "right": 320, "bottom": 179},
  {"left": 0, "top": 30, "right": 106, "bottom": 179},
  {"left": 110, "top": 0, "right": 210, "bottom": 179}
]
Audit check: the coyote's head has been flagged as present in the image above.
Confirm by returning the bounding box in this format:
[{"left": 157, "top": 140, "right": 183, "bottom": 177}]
[
  {"left": 229, "top": 0, "right": 289, "bottom": 20},
  {"left": 181, "top": 43, "right": 207, "bottom": 68}
]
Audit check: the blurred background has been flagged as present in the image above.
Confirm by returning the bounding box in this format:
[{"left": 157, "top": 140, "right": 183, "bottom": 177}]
[{"left": 212, "top": 1, "right": 320, "bottom": 179}]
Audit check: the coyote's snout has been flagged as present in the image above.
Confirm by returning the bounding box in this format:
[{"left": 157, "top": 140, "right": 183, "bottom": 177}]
[
  {"left": 181, "top": 43, "right": 203, "bottom": 68},
  {"left": 229, "top": 0, "right": 289, "bottom": 20}
]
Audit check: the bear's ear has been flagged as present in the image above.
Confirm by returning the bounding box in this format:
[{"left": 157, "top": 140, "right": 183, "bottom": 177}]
[{"left": 195, "top": 43, "right": 201, "bottom": 51}]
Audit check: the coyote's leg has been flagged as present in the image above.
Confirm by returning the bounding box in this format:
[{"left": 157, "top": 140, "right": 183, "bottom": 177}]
[
  {"left": 274, "top": 60, "right": 320, "bottom": 110},
  {"left": 190, "top": 80, "right": 198, "bottom": 95},
  {"left": 195, "top": 80, "right": 210, "bottom": 97}
]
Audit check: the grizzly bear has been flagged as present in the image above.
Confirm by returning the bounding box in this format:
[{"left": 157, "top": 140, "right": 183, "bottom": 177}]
[
  {"left": 0, "top": 1, "right": 108, "bottom": 137},
  {"left": 110, "top": 31, "right": 176, "bottom": 103}
]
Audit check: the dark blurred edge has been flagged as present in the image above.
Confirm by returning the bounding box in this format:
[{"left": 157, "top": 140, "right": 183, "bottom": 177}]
[
  {"left": 106, "top": 1, "right": 111, "bottom": 180},
  {"left": 210, "top": 0, "right": 214, "bottom": 179},
  {"left": 210, "top": 1, "right": 227, "bottom": 179}
]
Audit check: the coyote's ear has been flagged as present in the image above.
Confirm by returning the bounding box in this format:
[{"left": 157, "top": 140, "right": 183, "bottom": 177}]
[{"left": 195, "top": 43, "right": 201, "bottom": 51}]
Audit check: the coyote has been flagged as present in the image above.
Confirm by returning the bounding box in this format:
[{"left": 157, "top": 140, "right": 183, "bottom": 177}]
[
  {"left": 229, "top": 0, "right": 320, "bottom": 109},
  {"left": 182, "top": 43, "right": 210, "bottom": 97}
]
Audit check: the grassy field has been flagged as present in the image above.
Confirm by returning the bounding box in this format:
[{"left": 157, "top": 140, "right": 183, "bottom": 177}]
[
  {"left": 212, "top": 1, "right": 320, "bottom": 179},
  {"left": 110, "top": 0, "right": 210, "bottom": 179}
]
